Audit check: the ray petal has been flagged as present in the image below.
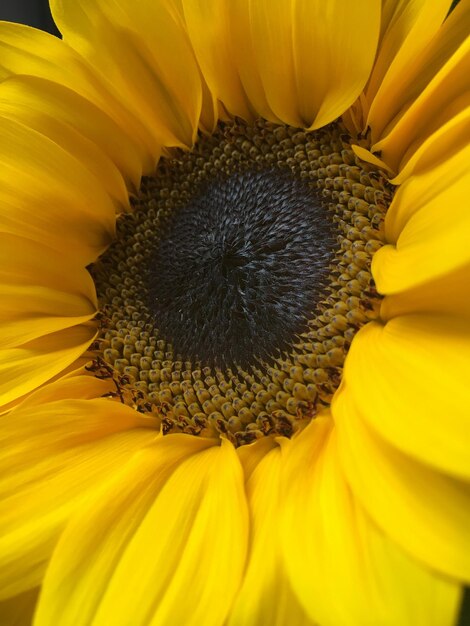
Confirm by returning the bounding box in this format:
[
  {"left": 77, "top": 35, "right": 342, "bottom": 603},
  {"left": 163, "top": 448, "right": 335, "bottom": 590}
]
[
  {"left": 51, "top": 0, "right": 203, "bottom": 149},
  {"left": 281, "top": 417, "right": 462, "bottom": 625},
  {"left": 229, "top": 444, "right": 314, "bottom": 626},
  {"left": 336, "top": 388, "right": 470, "bottom": 582},
  {"left": 373, "top": 141, "right": 470, "bottom": 293},
  {"left": 0, "top": 394, "right": 158, "bottom": 599},
  {"left": 335, "top": 315, "right": 470, "bottom": 480},
  {"left": 35, "top": 437, "right": 248, "bottom": 626}
]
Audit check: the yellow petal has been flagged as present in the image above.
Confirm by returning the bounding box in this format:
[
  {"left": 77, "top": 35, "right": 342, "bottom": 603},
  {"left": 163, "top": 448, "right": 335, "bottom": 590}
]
[
  {"left": 156, "top": 0, "right": 219, "bottom": 134},
  {"left": 226, "top": 0, "right": 279, "bottom": 123},
  {"left": 0, "top": 398, "right": 157, "bottom": 484},
  {"left": 289, "top": 0, "right": 381, "bottom": 130},
  {"left": 51, "top": 0, "right": 202, "bottom": 149},
  {"left": 0, "top": 116, "right": 116, "bottom": 266},
  {"left": 0, "top": 234, "right": 98, "bottom": 382},
  {"left": 337, "top": 395, "right": 470, "bottom": 582},
  {"left": 0, "top": 21, "right": 154, "bottom": 171},
  {"left": 236, "top": 435, "right": 278, "bottom": 482},
  {"left": 281, "top": 417, "right": 462, "bottom": 625},
  {"left": 381, "top": 262, "right": 470, "bottom": 319},
  {"left": 182, "top": 0, "right": 254, "bottom": 121},
  {"left": 229, "top": 445, "right": 313, "bottom": 626},
  {"left": 9, "top": 374, "right": 115, "bottom": 412},
  {"left": 366, "top": 0, "right": 454, "bottom": 143},
  {"left": 184, "top": 0, "right": 380, "bottom": 129},
  {"left": 0, "top": 233, "right": 96, "bottom": 297},
  {"left": 0, "top": 587, "right": 39, "bottom": 626},
  {"left": 34, "top": 434, "right": 212, "bottom": 624},
  {"left": 35, "top": 437, "right": 248, "bottom": 626},
  {"left": 0, "top": 325, "right": 96, "bottom": 409},
  {"left": 0, "top": 75, "right": 139, "bottom": 204},
  {"left": 341, "top": 97, "right": 364, "bottom": 136},
  {"left": 0, "top": 396, "right": 158, "bottom": 599},
  {"left": 372, "top": 141, "right": 470, "bottom": 293},
  {"left": 0, "top": 84, "right": 128, "bottom": 215},
  {"left": 373, "top": 14, "right": 470, "bottom": 173},
  {"left": 336, "top": 315, "right": 470, "bottom": 479},
  {"left": 198, "top": 71, "right": 219, "bottom": 135},
  {"left": 0, "top": 285, "right": 95, "bottom": 349},
  {"left": 352, "top": 144, "right": 395, "bottom": 174},
  {"left": 372, "top": 72, "right": 470, "bottom": 176},
  {"left": 391, "top": 105, "right": 470, "bottom": 185},
  {"left": 0, "top": 358, "right": 101, "bottom": 416}
]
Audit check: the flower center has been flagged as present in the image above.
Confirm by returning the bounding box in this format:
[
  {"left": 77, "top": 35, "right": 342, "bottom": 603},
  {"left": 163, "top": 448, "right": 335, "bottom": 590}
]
[
  {"left": 91, "top": 119, "right": 391, "bottom": 445},
  {"left": 147, "top": 169, "right": 335, "bottom": 369}
]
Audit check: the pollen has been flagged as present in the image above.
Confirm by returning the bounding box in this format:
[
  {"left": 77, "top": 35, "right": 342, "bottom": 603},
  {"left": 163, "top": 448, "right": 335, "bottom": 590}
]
[{"left": 91, "top": 119, "right": 391, "bottom": 446}]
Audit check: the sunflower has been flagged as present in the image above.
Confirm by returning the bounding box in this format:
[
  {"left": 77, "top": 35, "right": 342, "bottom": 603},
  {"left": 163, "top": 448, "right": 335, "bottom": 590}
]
[{"left": 1, "top": 1, "right": 469, "bottom": 625}]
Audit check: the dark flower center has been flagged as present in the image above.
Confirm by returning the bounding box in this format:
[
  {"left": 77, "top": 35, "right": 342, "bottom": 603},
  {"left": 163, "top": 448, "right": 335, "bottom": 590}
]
[
  {"left": 147, "top": 169, "right": 335, "bottom": 369},
  {"left": 91, "top": 119, "right": 390, "bottom": 446}
]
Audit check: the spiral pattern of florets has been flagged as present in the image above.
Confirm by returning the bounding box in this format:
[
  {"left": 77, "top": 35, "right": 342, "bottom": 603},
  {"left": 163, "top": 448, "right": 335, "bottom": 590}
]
[
  {"left": 147, "top": 169, "right": 335, "bottom": 368},
  {"left": 91, "top": 119, "right": 390, "bottom": 446}
]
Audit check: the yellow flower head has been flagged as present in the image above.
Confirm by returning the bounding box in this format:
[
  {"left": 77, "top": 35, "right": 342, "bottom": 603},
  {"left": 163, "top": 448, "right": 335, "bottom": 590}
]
[{"left": 0, "top": 1, "right": 469, "bottom": 625}]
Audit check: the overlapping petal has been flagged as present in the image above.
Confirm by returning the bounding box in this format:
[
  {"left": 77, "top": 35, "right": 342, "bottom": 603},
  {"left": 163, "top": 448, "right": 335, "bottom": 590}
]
[
  {"left": 280, "top": 416, "right": 462, "bottom": 626},
  {"left": 182, "top": 0, "right": 254, "bottom": 121},
  {"left": 369, "top": 0, "right": 470, "bottom": 172},
  {"left": 0, "top": 21, "right": 154, "bottom": 170},
  {"left": 0, "top": 116, "right": 116, "bottom": 265},
  {"left": 0, "top": 75, "right": 142, "bottom": 199},
  {"left": 335, "top": 315, "right": 470, "bottom": 480},
  {"left": 391, "top": 105, "right": 470, "bottom": 185},
  {"left": 183, "top": 0, "right": 381, "bottom": 130},
  {"left": 229, "top": 444, "right": 313, "bottom": 626},
  {"left": 0, "top": 84, "right": 128, "bottom": 214},
  {"left": 35, "top": 437, "right": 247, "bottom": 626},
  {"left": 336, "top": 394, "right": 470, "bottom": 582},
  {"left": 0, "top": 386, "right": 159, "bottom": 600},
  {"left": 363, "top": 0, "right": 451, "bottom": 138},
  {"left": 0, "top": 233, "right": 97, "bottom": 351},
  {"left": 372, "top": 138, "right": 470, "bottom": 293},
  {"left": 381, "top": 262, "right": 470, "bottom": 319},
  {"left": 0, "top": 286, "right": 95, "bottom": 350},
  {"left": 0, "top": 327, "right": 97, "bottom": 409},
  {"left": 51, "top": 0, "right": 204, "bottom": 150},
  {"left": 6, "top": 372, "right": 114, "bottom": 412}
]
